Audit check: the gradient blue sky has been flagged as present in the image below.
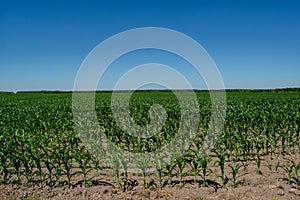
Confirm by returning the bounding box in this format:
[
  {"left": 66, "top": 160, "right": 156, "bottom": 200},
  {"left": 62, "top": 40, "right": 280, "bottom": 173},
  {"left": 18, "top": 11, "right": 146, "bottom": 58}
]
[{"left": 1, "top": 0, "right": 299, "bottom": 91}]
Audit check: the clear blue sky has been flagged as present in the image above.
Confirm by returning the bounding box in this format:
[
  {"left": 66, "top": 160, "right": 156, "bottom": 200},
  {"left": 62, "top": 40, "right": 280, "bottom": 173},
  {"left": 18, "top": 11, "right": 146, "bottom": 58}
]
[{"left": 1, "top": 0, "right": 299, "bottom": 91}]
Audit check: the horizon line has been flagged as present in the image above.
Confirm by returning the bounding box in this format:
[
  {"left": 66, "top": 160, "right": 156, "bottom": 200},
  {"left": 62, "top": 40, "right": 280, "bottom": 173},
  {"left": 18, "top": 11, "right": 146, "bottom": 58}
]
[{"left": 1, "top": 87, "right": 300, "bottom": 94}]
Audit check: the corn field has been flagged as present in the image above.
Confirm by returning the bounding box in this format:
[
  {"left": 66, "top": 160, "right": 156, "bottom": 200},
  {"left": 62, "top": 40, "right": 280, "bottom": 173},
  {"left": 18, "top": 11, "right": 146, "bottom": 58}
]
[{"left": 0, "top": 91, "right": 300, "bottom": 190}]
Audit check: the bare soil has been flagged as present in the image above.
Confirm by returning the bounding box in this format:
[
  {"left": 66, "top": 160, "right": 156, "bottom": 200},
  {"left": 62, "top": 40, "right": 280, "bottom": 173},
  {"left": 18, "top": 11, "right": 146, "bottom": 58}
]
[{"left": 1, "top": 152, "right": 300, "bottom": 200}]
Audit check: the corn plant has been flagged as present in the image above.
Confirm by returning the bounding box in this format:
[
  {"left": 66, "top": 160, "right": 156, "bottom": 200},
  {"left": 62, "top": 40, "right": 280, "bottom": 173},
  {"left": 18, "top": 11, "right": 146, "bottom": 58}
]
[
  {"left": 188, "top": 148, "right": 201, "bottom": 185},
  {"left": 291, "top": 161, "right": 300, "bottom": 185},
  {"left": 280, "top": 162, "right": 294, "bottom": 184},
  {"left": 229, "top": 162, "right": 243, "bottom": 188},
  {"left": 135, "top": 155, "right": 151, "bottom": 188},
  {"left": 154, "top": 153, "right": 164, "bottom": 189},
  {"left": 175, "top": 155, "right": 188, "bottom": 188},
  {"left": 198, "top": 156, "right": 211, "bottom": 187},
  {"left": 214, "top": 149, "right": 226, "bottom": 186}
]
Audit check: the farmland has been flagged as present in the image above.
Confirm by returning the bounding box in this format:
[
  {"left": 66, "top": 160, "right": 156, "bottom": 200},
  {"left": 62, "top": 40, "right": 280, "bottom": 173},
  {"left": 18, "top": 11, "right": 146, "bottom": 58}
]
[{"left": 1, "top": 91, "right": 300, "bottom": 199}]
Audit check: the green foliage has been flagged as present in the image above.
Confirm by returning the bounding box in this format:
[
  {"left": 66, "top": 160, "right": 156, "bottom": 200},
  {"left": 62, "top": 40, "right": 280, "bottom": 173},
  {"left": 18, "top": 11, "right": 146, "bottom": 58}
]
[{"left": 0, "top": 91, "right": 300, "bottom": 189}]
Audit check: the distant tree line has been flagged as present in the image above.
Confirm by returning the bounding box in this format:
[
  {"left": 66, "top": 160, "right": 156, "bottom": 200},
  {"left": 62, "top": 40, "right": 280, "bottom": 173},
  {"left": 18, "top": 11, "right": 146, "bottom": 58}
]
[
  {"left": 0, "top": 88, "right": 299, "bottom": 94},
  {"left": 225, "top": 88, "right": 300, "bottom": 92}
]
